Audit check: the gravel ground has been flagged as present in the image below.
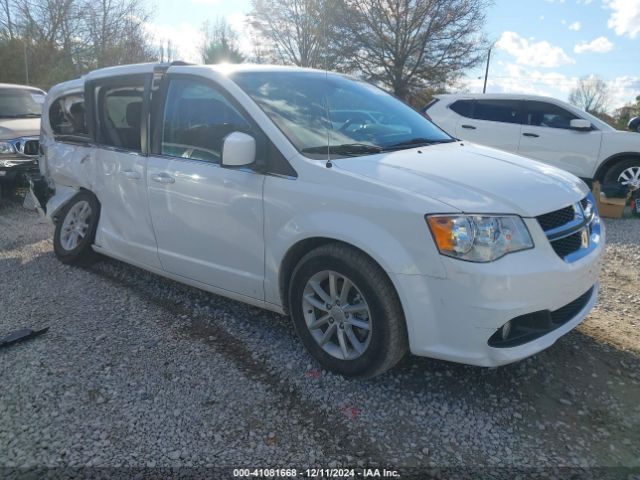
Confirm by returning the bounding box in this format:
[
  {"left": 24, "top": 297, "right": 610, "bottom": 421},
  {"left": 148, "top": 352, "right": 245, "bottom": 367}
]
[{"left": 1, "top": 197, "right": 639, "bottom": 479}]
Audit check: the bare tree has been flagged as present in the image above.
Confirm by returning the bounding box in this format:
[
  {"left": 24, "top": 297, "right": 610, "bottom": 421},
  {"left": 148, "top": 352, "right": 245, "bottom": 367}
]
[
  {"left": 249, "top": 0, "right": 340, "bottom": 68},
  {"left": 337, "top": 0, "right": 490, "bottom": 103},
  {"left": 0, "top": 0, "right": 15, "bottom": 39},
  {"left": 200, "top": 17, "right": 244, "bottom": 64},
  {"left": 569, "top": 76, "right": 611, "bottom": 114},
  {"left": 80, "top": 0, "right": 155, "bottom": 69},
  {"left": 0, "top": 0, "right": 156, "bottom": 87}
]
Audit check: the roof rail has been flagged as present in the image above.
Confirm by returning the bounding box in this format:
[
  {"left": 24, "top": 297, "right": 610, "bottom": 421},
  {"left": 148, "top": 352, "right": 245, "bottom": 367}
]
[{"left": 153, "top": 60, "right": 194, "bottom": 75}]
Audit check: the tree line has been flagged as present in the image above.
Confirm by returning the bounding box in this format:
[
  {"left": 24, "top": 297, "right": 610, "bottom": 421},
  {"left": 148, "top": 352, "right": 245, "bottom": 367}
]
[
  {"left": 2, "top": 0, "right": 637, "bottom": 121},
  {"left": 1, "top": 0, "right": 490, "bottom": 106},
  {"left": 0, "top": 0, "right": 156, "bottom": 89}
]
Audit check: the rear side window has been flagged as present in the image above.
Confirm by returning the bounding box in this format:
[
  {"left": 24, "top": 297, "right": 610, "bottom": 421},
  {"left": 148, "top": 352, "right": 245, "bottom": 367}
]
[
  {"left": 473, "top": 100, "right": 521, "bottom": 124},
  {"left": 449, "top": 100, "right": 474, "bottom": 118},
  {"left": 49, "top": 94, "right": 88, "bottom": 138},
  {"left": 97, "top": 83, "right": 145, "bottom": 151},
  {"left": 161, "top": 78, "right": 251, "bottom": 163},
  {"left": 524, "top": 101, "right": 579, "bottom": 130}
]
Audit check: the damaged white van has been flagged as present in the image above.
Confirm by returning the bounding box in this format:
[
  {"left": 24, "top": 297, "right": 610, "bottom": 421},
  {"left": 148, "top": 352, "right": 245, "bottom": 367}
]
[{"left": 33, "top": 63, "right": 604, "bottom": 378}]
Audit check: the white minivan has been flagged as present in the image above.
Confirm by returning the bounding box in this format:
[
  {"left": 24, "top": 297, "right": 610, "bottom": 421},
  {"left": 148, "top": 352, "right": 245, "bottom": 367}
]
[
  {"left": 423, "top": 93, "right": 640, "bottom": 189},
  {"left": 33, "top": 63, "right": 604, "bottom": 378}
]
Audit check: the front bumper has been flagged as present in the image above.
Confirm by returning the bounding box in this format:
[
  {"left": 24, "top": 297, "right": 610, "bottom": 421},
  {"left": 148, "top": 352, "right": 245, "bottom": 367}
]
[
  {"left": 395, "top": 217, "right": 605, "bottom": 367},
  {"left": 0, "top": 157, "right": 40, "bottom": 183}
]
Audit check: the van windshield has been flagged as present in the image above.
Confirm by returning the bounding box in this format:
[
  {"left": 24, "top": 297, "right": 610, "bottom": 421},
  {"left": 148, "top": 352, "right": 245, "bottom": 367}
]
[
  {"left": 231, "top": 71, "right": 454, "bottom": 158},
  {"left": 0, "top": 89, "right": 44, "bottom": 118}
]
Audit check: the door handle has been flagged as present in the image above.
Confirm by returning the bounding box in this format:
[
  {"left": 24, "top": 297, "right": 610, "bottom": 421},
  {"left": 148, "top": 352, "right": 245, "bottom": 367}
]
[
  {"left": 150, "top": 173, "right": 175, "bottom": 184},
  {"left": 461, "top": 124, "right": 477, "bottom": 130},
  {"left": 523, "top": 133, "right": 540, "bottom": 138},
  {"left": 119, "top": 170, "right": 141, "bottom": 180}
]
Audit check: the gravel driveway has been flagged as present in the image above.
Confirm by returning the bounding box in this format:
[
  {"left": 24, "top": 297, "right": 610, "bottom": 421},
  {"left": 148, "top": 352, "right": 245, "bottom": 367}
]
[{"left": 1, "top": 199, "right": 639, "bottom": 479}]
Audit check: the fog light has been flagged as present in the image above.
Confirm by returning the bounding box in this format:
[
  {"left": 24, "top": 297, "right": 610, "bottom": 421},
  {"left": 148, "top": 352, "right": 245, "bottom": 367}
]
[
  {"left": 501, "top": 321, "right": 512, "bottom": 340},
  {"left": 0, "top": 170, "right": 6, "bottom": 176}
]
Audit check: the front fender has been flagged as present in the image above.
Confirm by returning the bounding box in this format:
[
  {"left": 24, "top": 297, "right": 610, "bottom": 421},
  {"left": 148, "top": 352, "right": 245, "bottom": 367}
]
[{"left": 264, "top": 210, "right": 447, "bottom": 307}]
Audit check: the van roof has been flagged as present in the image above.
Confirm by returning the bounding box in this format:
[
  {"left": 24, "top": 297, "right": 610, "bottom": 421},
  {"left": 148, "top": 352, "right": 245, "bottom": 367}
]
[{"left": 84, "top": 62, "right": 329, "bottom": 80}]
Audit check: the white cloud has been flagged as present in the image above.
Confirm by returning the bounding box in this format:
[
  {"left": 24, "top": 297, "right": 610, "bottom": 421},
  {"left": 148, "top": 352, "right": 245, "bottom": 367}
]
[
  {"left": 574, "top": 36, "right": 614, "bottom": 53},
  {"left": 608, "top": 76, "right": 640, "bottom": 110},
  {"left": 606, "top": 0, "right": 640, "bottom": 38},
  {"left": 144, "top": 22, "right": 204, "bottom": 63},
  {"left": 576, "top": 0, "right": 593, "bottom": 4},
  {"left": 144, "top": 14, "right": 254, "bottom": 64},
  {"left": 225, "top": 12, "right": 254, "bottom": 56},
  {"left": 568, "top": 21, "right": 581, "bottom": 31},
  {"left": 495, "top": 31, "right": 575, "bottom": 68}
]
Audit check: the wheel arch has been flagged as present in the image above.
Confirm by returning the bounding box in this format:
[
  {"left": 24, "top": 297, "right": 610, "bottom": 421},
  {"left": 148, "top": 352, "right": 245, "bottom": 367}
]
[
  {"left": 278, "top": 237, "right": 405, "bottom": 317},
  {"left": 594, "top": 152, "right": 640, "bottom": 182},
  {"left": 48, "top": 186, "right": 101, "bottom": 222}
]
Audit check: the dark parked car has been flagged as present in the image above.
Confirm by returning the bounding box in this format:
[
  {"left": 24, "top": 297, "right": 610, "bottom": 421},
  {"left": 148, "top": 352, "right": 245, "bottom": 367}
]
[{"left": 0, "top": 83, "right": 45, "bottom": 197}]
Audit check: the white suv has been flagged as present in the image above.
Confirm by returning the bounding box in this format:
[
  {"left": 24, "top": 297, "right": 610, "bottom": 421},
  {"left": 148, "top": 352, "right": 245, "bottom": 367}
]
[
  {"left": 32, "top": 63, "right": 604, "bottom": 378},
  {"left": 424, "top": 94, "right": 640, "bottom": 189}
]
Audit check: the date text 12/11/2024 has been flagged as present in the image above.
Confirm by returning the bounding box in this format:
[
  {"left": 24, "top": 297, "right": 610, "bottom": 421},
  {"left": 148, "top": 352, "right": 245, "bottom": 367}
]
[{"left": 233, "top": 468, "right": 401, "bottom": 478}]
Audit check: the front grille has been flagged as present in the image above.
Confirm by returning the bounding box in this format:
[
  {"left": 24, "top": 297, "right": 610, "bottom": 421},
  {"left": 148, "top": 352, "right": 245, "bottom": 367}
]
[
  {"left": 536, "top": 196, "right": 595, "bottom": 261},
  {"left": 23, "top": 140, "right": 39, "bottom": 156},
  {"left": 580, "top": 197, "right": 589, "bottom": 211},
  {"left": 537, "top": 205, "right": 575, "bottom": 231},
  {"left": 550, "top": 231, "right": 583, "bottom": 258},
  {"left": 488, "top": 286, "right": 594, "bottom": 348}
]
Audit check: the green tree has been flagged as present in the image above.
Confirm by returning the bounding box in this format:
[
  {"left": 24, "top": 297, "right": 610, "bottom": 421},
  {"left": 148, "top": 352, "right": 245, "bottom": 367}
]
[{"left": 201, "top": 18, "right": 244, "bottom": 64}]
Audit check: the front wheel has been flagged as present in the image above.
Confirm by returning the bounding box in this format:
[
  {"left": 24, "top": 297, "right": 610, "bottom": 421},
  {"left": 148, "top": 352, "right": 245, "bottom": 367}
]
[
  {"left": 53, "top": 191, "right": 100, "bottom": 266},
  {"left": 603, "top": 159, "right": 640, "bottom": 189},
  {"left": 288, "top": 243, "right": 408, "bottom": 378}
]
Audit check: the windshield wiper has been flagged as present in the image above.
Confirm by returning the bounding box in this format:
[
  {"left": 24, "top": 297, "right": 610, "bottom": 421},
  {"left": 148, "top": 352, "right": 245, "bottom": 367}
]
[
  {"left": 301, "top": 143, "right": 383, "bottom": 157},
  {"left": 383, "top": 138, "right": 456, "bottom": 151}
]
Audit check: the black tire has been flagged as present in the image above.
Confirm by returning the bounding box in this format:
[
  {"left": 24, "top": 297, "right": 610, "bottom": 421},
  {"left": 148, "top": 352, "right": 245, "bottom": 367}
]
[
  {"left": 288, "top": 243, "right": 408, "bottom": 379},
  {"left": 53, "top": 190, "right": 100, "bottom": 266},
  {"left": 603, "top": 158, "right": 640, "bottom": 187}
]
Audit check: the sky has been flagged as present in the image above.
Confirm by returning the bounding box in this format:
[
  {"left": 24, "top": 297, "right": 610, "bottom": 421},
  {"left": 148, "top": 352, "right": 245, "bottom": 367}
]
[{"left": 146, "top": 0, "right": 640, "bottom": 111}]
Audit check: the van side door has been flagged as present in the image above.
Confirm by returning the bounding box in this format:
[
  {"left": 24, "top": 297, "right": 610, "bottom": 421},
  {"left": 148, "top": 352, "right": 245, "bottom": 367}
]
[
  {"left": 87, "top": 74, "right": 161, "bottom": 268},
  {"left": 146, "top": 75, "right": 265, "bottom": 300}
]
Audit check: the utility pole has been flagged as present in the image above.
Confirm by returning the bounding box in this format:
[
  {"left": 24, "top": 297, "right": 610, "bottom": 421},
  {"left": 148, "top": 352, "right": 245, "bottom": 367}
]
[
  {"left": 483, "top": 47, "right": 491, "bottom": 94},
  {"left": 24, "top": 41, "right": 29, "bottom": 85}
]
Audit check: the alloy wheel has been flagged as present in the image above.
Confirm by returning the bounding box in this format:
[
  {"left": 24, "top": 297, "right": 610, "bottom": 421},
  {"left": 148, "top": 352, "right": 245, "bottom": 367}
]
[
  {"left": 618, "top": 166, "right": 640, "bottom": 189},
  {"left": 60, "top": 200, "right": 92, "bottom": 251},
  {"left": 302, "top": 270, "right": 372, "bottom": 360}
]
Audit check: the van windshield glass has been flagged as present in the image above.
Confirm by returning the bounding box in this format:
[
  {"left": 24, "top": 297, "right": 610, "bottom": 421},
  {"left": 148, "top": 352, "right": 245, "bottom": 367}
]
[
  {"left": 231, "top": 71, "right": 453, "bottom": 158},
  {"left": 0, "top": 89, "right": 44, "bottom": 118}
]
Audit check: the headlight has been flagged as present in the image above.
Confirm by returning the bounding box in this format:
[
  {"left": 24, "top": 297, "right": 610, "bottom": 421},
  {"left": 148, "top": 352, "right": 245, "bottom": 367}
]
[
  {"left": 426, "top": 215, "right": 534, "bottom": 262},
  {"left": 0, "top": 142, "right": 16, "bottom": 155}
]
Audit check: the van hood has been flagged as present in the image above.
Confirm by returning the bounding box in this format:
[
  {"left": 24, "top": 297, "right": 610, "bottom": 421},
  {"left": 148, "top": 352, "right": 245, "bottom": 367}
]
[
  {"left": 0, "top": 117, "right": 40, "bottom": 140},
  {"left": 332, "top": 142, "right": 589, "bottom": 217}
]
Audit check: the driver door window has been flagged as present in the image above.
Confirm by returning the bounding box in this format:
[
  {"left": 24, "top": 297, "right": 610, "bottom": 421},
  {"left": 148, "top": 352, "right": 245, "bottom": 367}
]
[
  {"left": 524, "top": 101, "right": 579, "bottom": 130},
  {"left": 161, "top": 79, "right": 251, "bottom": 163}
]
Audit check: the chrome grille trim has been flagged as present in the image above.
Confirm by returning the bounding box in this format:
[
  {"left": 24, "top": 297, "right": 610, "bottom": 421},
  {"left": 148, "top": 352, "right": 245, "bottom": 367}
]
[
  {"left": 7, "top": 136, "right": 39, "bottom": 157},
  {"left": 537, "top": 194, "right": 601, "bottom": 263}
]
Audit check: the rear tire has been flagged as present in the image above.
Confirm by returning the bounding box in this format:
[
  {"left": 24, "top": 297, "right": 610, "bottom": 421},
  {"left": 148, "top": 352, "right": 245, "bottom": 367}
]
[
  {"left": 288, "top": 243, "right": 408, "bottom": 379},
  {"left": 603, "top": 158, "right": 640, "bottom": 189},
  {"left": 53, "top": 191, "right": 100, "bottom": 266}
]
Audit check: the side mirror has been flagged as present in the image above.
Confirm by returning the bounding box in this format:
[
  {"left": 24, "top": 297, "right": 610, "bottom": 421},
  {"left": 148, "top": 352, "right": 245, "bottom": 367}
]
[
  {"left": 628, "top": 116, "right": 640, "bottom": 132},
  {"left": 570, "top": 119, "right": 592, "bottom": 131},
  {"left": 221, "top": 132, "right": 255, "bottom": 166}
]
